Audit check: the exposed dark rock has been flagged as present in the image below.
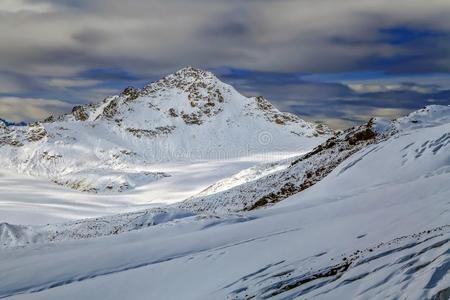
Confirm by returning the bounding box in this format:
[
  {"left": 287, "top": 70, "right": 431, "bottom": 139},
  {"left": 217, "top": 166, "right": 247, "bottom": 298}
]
[
  {"left": 121, "top": 86, "right": 140, "bottom": 102},
  {"left": 346, "top": 128, "right": 376, "bottom": 145},
  {"left": 42, "top": 151, "right": 62, "bottom": 161},
  {"left": 102, "top": 99, "right": 118, "bottom": 119},
  {"left": 26, "top": 124, "right": 47, "bottom": 142},
  {"left": 72, "top": 106, "right": 89, "bottom": 121},
  {"left": 181, "top": 112, "right": 203, "bottom": 125},
  {"left": 168, "top": 108, "right": 178, "bottom": 117},
  {"left": 255, "top": 96, "right": 274, "bottom": 111},
  {"left": 43, "top": 116, "right": 55, "bottom": 123},
  {"left": 0, "top": 130, "right": 23, "bottom": 147},
  {"left": 112, "top": 149, "right": 137, "bottom": 159},
  {"left": 247, "top": 183, "right": 298, "bottom": 210},
  {"left": 315, "top": 123, "right": 328, "bottom": 135},
  {"left": 126, "top": 126, "right": 176, "bottom": 138}
]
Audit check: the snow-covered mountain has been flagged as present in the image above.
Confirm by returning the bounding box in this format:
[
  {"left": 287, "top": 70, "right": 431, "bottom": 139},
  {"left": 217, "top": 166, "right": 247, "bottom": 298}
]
[
  {"left": 0, "top": 105, "right": 449, "bottom": 300},
  {"left": 0, "top": 67, "right": 330, "bottom": 193},
  {"left": 1, "top": 72, "right": 449, "bottom": 299}
]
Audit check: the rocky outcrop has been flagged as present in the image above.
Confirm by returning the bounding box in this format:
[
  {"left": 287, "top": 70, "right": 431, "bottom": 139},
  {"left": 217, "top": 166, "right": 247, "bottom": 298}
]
[
  {"left": 26, "top": 123, "right": 47, "bottom": 142},
  {"left": 72, "top": 106, "right": 89, "bottom": 121},
  {"left": 126, "top": 126, "right": 176, "bottom": 138},
  {"left": 121, "top": 86, "right": 140, "bottom": 102},
  {"left": 102, "top": 99, "right": 119, "bottom": 119}
]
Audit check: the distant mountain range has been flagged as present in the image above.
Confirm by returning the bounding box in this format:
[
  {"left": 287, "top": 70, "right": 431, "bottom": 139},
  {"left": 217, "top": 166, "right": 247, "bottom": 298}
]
[{"left": 0, "top": 118, "right": 27, "bottom": 127}]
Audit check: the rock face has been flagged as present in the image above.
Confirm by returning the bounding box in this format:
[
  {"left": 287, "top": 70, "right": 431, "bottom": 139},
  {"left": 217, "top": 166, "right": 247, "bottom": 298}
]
[
  {"left": 72, "top": 106, "right": 89, "bottom": 121},
  {"left": 0, "top": 67, "right": 331, "bottom": 193}
]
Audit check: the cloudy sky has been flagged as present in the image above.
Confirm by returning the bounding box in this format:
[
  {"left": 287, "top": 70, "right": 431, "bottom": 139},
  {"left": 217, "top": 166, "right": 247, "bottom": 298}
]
[{"left": 0, "top": 0, "right": 449, "bottom": 128}]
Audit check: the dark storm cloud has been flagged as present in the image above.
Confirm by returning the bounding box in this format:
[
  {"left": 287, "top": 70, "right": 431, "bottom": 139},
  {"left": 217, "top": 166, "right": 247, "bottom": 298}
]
[
  {"left": 0, "top": 71, "right": 46, "bottom": 95},
  {"left": 4, "top": 0, "right": 450, "bottom": 75},
  {"left": 79, "top": 68, "right": 139, "bottom": 82},
  {"left": 206, "top": 20, "right": 250, "bottom": 38},
  {"left": 0, "top": 0, "right": 450, "bottom": 125},
  {"left": 367, "top": 29, "right": 450, "bottom": 73},
  {"left": 72, "top": 29, "right": 112, "bottom": 46}
]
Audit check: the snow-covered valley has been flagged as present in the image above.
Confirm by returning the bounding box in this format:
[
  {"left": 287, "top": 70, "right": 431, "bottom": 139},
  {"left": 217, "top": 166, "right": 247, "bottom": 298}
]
[
  {"left": 0, "top": 153, "right": 302, "bottom": 225},
  {"left": 0, "top": 68, "right": 449, "bottom": 299}
]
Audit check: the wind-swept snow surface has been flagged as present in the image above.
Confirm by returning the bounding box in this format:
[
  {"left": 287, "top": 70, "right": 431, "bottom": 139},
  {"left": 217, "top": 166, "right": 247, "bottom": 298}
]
[{"left": 1, "top": 106, "right": 449, "bottom": 300}]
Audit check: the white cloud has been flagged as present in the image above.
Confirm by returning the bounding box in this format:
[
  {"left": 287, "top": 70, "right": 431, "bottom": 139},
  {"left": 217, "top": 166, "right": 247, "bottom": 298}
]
[
  {"left": 348, "top": 83, "right": 438, "bottom": 94},
  {"left": 344, "top": 73, "right": 450, "bottom": 90},
  {"left": 0, "top": 74, "right": 23, "bottom": 94},
  {"left": 0, "top": 0, "right": 52, "bottom": 13},
  {"left": 47, "top": 78, "right": 101, "bottom": 88},
  {"left": 368, "top": 107, "right": 412, "bottom": 120},
  {"left": 0, "top": 0, "right": 449, "bottom": 77},
  {"left": 0, "top": 97, "right": 73, "bottom": 122}
]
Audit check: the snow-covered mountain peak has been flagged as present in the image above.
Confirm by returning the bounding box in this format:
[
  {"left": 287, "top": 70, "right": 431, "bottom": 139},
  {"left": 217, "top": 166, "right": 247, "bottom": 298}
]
[
  {"left": 0, "top": 68, "right": 331, "bottom": 193},
  {"left": 67, "top": 66, "right": 322, "bottom": 131},
  {"left": 347, "top": 105, "right": 450, "bottom": 137},
  {"left": 140, "top": 66, "right": 229, "bottom": 103},
  {"left": 152, "top": 66, "right": 218, "bottom": 88},
  {"left": 394, "top": 104, "right": 450, "bottom": 131},
  {"left": 62, "top": 66, "right": 332, "bottom": 139}
]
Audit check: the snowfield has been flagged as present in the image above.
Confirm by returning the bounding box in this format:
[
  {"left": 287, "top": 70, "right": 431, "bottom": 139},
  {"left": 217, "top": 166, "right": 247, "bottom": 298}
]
[
  {"left": 0, "top": 154, "right": 303, "bottom": 225},
  {"left": 0, "top": 68, "right": 449, "bottom": 299}
]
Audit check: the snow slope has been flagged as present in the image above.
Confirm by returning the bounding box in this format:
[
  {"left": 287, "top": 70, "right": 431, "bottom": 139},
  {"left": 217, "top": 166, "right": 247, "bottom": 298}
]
[
  {"left": 0, "top": 67, "right": 329, "bottom": 193},
  {"left": 182, "top": 105, "right": 450, "bottom": 214},
  {"left": 180, "top": 117, "right": 393, "bottom": 213},
  {"left": 1, "top": 105, "right": 449, "bottom": 299}
]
